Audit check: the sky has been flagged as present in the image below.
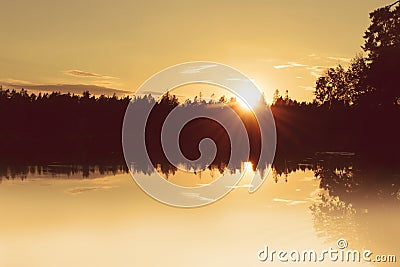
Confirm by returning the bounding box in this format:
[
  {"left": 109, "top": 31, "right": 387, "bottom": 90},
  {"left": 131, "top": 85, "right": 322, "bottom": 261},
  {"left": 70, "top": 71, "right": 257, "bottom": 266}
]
[{"left": 0, "top": 0, "right": 395, "bottom": 102}]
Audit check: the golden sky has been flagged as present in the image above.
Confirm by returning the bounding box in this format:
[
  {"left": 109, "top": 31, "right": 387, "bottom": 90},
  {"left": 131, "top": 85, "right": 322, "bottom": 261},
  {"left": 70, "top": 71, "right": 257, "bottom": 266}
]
[{"left": 0, "top": 0, "right": 394, "bottom": 102}]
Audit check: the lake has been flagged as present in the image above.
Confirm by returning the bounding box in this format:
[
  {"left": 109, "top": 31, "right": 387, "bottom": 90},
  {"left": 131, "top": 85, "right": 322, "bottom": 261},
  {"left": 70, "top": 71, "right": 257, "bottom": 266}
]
[{"left": 0, "top": 155, "right": 398, "bottom": 266}]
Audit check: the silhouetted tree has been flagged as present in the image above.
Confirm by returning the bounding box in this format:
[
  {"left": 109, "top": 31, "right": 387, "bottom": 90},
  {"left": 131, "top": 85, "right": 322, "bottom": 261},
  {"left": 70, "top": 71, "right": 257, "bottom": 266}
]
[
  {"left": 363, "top": 1, "right": 400, "bottom": 62},
  {"left": 360, "top": 47, "right": 400, "bottom": 107},
  {"left": 361, "top": 1, "right": 400, "bottom": 107},
  {"left": 362, "top": 1, "right": 400, "bottom": 107},
  {"left": 315, "top": 55, "right": 371, "bottom": 107},
  {"left": 345, "top": 55, "right": 370, "bottom": 103},
  {"left": 315, "top": 2, "right": 400, "bottom": 107}
]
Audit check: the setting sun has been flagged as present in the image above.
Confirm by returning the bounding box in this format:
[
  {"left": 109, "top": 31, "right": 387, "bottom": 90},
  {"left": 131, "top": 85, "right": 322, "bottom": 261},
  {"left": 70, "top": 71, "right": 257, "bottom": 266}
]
[
  {"left": 237, "top": 96, "right": 259, "bottom": 110},
  {"left": 236, "top": 89, "right": 263, "bottom": 110}
]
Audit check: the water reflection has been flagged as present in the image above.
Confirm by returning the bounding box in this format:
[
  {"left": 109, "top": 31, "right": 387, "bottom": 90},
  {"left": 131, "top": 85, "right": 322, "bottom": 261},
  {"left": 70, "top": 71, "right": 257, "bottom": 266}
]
[
  {"left": 1, "top": 153, "right": 399, "bottom": 205},
  {"left": 0, "top": 164, "right": 128, "bottom": 181},
  {"left": 0, "top": 153, "right": 398, "bottom": 266}
]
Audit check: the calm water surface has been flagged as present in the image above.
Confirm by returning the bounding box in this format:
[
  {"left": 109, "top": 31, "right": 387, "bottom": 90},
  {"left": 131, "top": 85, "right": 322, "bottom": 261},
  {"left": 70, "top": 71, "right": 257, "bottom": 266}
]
[{"left": 0, "top": 160, "right": 398, "bottom": 267}]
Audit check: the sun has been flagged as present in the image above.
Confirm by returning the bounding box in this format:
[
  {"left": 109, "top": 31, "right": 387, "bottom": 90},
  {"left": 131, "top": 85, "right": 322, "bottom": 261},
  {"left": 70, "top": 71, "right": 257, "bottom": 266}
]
[
  {"left": 237, "top": 98, "right": 253, "bottom": 110},
  {"left": 236, "top": 91, "right": 263, "bottom": 110}
]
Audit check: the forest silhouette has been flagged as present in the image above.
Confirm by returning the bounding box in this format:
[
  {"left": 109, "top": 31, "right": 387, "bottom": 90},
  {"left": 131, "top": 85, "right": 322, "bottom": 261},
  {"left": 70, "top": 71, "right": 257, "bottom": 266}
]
[{"left": 0, "top": 85, "right": 398, "bottom": 168}]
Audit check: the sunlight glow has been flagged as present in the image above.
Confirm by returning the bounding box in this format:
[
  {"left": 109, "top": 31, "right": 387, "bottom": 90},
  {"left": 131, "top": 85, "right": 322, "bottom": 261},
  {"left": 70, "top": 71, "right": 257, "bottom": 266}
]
[
  {"left": 237, "top": 98, "right": 254, "bottom": 110},
  {"left": 236, "top": 91, "right": 262, "bottom": 110},
  {"left": 243, "top": 161, "right": 253, "bottom": 171}
]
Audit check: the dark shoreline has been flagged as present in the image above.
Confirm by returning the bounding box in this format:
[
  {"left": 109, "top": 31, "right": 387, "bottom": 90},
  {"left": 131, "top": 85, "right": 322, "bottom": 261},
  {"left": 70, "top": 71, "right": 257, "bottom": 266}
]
[{"left": 0, "top": 89, "right": 399, "bottom": 168}]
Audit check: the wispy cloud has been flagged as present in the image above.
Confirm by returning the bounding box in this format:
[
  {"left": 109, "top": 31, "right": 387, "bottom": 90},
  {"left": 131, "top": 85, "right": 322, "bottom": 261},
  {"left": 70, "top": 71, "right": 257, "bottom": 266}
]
[
  {"left": 226, "top": 184, "right": 253, "bottom": 189},
  {"left": 326, "top": 56, "right": 352, "bottom": 63},
  {"left": 225, "top": 77, "right": 256, "bottom": 83},
  {"left": 0, "top": 78, "right": 38, "bottom": 86},
  {"left": 181, "top": 192, "right": 215, "bottom": 202},
  {"left": 289, "top": 62, "right": 308, "bottom": 67},
  {"left": 63, "top": 69, "right": 118, "bottom": 79},
  {"left": 272, "top": 198, "right": 292, "bottom": 203},
  {"left": 273, "top": 64, "right": 292, "bottom": 69},
  {"left": 65, "top": 185, "right": 118, "bottom": 195},
  {"left": 0, "top": 81, "right": 131, "bottom": 96},
  {"left": 306, "top": 65, "right": 325, "bottom": 71},
  {"left": 181, "top": 64, "right": 218, "bottom": 74},
  {"left": 272, "top": 198, "right": 307, "bottom": 205},
  {"left": 287, "top": 200, "right": 307, "bottom": 205},
  {"left": 306, "top": 65, "right": 326, "bottom": 78},
  {"left": 273, "top": 61, "right": 307, "bottom": 69},
  {"left": 307, "top": 54, "right": 351, "bottom": 63}
]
